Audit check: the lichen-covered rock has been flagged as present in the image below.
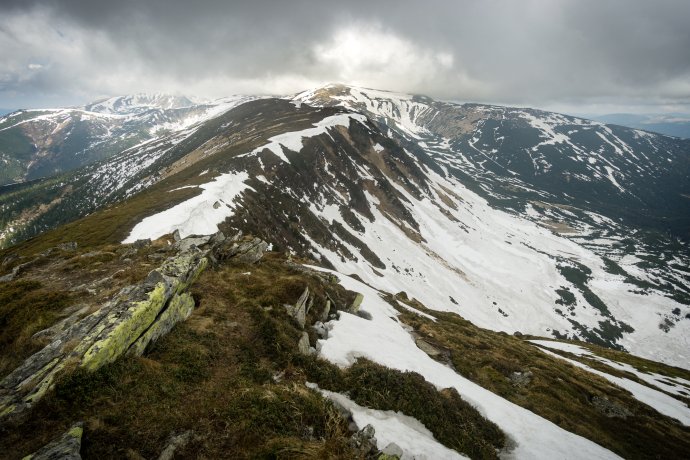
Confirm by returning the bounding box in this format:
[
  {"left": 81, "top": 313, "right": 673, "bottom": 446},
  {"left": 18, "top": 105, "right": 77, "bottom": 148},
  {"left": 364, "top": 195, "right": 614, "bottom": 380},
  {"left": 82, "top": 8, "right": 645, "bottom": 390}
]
[
  {"left": 78, "top": 252, "right": 207, "bottom": 371},
  {"left": 22, "top": 422, "right": 83, "bottom": 460},
  {"left": 379, "top": 442, "right": 403, "bottom": 459},
  {"left": 214, "top": 237, "right": 268, "bottom": 264},
  {"left": 174, "top": 235, "right": 211, "bottom": 252},
  {"left": 0, "top": 251, "right": 207, "bottom": 420},
  {"left": 415, "top": 338, "right": 442, "bottom": 358},
  {"left": 32, "top": 306, "right": 91, "bottom": 342},
  {"left": 128, "top": 292, "right": 195, "bottom": 356}
]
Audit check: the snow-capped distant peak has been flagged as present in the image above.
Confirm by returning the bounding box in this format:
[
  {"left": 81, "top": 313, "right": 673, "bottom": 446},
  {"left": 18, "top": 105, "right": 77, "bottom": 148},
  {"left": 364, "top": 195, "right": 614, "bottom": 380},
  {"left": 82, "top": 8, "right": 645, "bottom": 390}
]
[{"left": 84, "top": 93, "right": 197, "bottom": 115}]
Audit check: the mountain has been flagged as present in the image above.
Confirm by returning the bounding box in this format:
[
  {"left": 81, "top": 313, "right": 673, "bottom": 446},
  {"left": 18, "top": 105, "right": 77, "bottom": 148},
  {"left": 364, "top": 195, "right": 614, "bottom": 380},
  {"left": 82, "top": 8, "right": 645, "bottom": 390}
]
[
  {"left": 593, "top": 113, "right": 690, "bottom": 139},
  {"left": 2, "top": 85, "right": 688, "bottom": 364},
  {"left": 1, "top": 85, "right": 689, "bottom": 458},
  {"left": 0, "top": 94, "right": 252, "bottom": 186}
]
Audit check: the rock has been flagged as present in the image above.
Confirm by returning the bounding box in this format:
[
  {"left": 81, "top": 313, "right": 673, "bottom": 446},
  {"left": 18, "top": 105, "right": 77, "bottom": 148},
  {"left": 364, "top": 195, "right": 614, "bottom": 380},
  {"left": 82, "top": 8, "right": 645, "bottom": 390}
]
[
  {"left": 58, "top": 242, "right": 78, "bottom": 251},
  {"left": 1, "top": 253, "right": 19, "bottom": 268},
  {"left": 591, "top": 395, "right": 633, "bottom": 418},
  {"left": 350, "top": 424, "right": 377, "bottom": 457},
  {"left": 297, "top": 332, "right": 311, "bottom": 355},
  {"left": 285, "top": 287, "right": 309, "bottom": 329},
  {"left": 174, "top": 235, "right": 211, "bottom": 252},
  {"left": 0, "top": 251, "right": 208, "bottom": 420},
  {"left": 119, "top": 247, "right": 138, "bottom": 260},
  {"left": 172, "top": 230, "right": 182, "bottom": 242},
  {"left": 0, "top": 259, "right": 33, "bottom": 282},
  {"left": 128, "top": 292, "right": 196, "bottom": 356},
  {"left": 132, "top": 239, "right": 151, "bottom": 249},
  {"left": 312, "top": 321, "right": 328, "bottom": 339},
  {"left": 23, "top": 422, "right": 83, "bottom": 460},
  {"left": 513, "top": 331, "right": 523, "bottom": 338},
  {"left": 32, "top": 305, "right": 90, "bottom": 342},
  {"left": 158, "top": 430, "right": 193, "bottom": 460},
  {"left": 209, "top": 231, "right": 226, "bottom": 246},
  {"left": 415, "top": 338, "right": 442, "bottom": 358},
  {"left": 349, "top": 293, "right": 364, "bottom": 313},
  {"left": 509, "top": 370, "right": 533, "bottom": 388},
  {"left": 380, "top": 442, "right": 403, "bottom": 459},
  {"left": 213, "top": 237, "right": 268, "bottom": 264},
  {"left": 320, "top": 299, "right": 331, "bottom": 322}
]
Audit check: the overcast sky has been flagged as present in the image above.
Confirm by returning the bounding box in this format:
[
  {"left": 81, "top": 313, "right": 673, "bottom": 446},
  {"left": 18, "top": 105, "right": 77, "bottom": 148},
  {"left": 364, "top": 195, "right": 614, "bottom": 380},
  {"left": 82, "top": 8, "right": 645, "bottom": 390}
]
[{"left": 1, "top": 0, "right": 689, "bottom": 114}]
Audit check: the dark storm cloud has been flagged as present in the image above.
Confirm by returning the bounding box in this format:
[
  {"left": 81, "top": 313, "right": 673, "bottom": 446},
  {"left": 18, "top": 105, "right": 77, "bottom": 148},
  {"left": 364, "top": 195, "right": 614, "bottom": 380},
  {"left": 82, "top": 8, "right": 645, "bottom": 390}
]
[{"left": 1, "top": 0, "right": 689, "bottom": 113}]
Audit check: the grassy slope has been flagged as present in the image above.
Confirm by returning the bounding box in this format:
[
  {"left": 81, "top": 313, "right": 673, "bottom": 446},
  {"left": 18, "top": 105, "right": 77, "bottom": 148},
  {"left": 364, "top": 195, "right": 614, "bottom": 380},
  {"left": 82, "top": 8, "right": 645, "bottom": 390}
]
[
  {"left": 0, "top": 250, "right": 506, "bottom": 459},
  {"left": 392, "top": 294, "right": 690, "bottom": 459}
]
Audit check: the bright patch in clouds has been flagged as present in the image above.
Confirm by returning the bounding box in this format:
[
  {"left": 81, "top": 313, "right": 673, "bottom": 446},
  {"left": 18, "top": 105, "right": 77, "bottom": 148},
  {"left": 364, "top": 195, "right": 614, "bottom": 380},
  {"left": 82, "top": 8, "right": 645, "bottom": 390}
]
[{"left": 313, "top": 23, "right": 457, "bottom": 91}]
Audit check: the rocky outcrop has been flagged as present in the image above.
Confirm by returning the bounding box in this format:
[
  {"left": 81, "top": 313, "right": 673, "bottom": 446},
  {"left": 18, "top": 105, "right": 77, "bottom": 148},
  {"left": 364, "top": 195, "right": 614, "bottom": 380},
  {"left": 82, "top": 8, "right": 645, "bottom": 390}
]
[
  {"left": 0, "top": 249, "right": 207, "bottom": 420},
  {"left": 22, "top": 422, "right": 83, "bottom": 460},
  {"left": 0, "top": 231, "right": 272, "bottom": 421},
  {"left": 350, "top": 424, "right": 378, "bottom": 457},
  {"left": 214, "top": 236, "right": 268, "bottom": 264},
  {"left": 285, "top": 286, "right": 310, "bottom": 329}
]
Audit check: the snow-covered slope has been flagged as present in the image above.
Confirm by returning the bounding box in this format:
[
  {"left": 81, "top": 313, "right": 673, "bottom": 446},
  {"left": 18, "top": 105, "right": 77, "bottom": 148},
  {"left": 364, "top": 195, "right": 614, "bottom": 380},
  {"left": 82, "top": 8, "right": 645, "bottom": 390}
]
[
  {"left": 0, "top": 94, "right": 253, "bottom": 185},
  {"left": 2, "top": 89, "right": 688, "bottom": 368}
]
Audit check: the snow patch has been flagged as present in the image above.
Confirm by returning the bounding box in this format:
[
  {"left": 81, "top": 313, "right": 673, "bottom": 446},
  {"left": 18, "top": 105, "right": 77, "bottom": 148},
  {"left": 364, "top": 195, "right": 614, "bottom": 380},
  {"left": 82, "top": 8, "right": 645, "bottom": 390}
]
[{"left": 123, "top": 171, "right": 251, "bottom": 242}]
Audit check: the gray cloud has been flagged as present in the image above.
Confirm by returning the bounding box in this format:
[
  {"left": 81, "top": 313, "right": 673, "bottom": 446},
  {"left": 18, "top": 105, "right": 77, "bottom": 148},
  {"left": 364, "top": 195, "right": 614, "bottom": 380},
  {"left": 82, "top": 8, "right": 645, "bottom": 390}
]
[{"left": 1, "top": 0, "right": 689, "bottom": 113}]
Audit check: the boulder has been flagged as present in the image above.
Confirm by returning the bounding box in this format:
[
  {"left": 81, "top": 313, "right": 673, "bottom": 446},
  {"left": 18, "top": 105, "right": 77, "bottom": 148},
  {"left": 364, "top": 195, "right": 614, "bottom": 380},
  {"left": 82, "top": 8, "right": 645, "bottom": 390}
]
[
  {"left": 350, "top": 424, "right": 377, "bottom": 457},
  {"left": 349, "top": 293, "right": 364, "bottom": 313},
  {"left": 379, "top": 442, "right": 403, "bottom": 459},
  {"left": 297, "top": 332, "right": 311, "bottom": 355},
  {"left": 320, "top": 299, "right": 331, "bottom": 322},
  {"left": 23, "top": 422, "right": 83, "bottom": 460},
  {"left": 415, "top": 338, "right": 442, "bottom": 358},
  {"left": 214, "top": 237, "right": 268, "bottom": 264},
  {"left": 285, "top": 287, "right": 309, "bottom": 329},
  {"left": 174, "top": 235, "right": 211, "bottom": 253}
]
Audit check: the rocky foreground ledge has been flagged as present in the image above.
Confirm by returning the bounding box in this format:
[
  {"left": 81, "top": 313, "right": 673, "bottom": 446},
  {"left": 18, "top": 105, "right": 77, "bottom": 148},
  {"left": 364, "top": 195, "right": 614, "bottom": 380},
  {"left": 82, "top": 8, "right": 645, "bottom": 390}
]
[{"left": 0, "top": 231, "right": 268, "bottom": 421}]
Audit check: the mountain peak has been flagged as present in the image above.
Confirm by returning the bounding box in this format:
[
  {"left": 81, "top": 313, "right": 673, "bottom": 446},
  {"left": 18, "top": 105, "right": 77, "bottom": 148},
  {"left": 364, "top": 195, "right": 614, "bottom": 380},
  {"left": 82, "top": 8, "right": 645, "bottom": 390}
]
[{"left": 84, "top": 93, "right": 197, "bottom": 115}]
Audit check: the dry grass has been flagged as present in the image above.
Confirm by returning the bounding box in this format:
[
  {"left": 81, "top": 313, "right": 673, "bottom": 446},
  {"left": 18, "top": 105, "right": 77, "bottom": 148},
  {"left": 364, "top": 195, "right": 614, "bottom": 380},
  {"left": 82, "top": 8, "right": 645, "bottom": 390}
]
[{"left": 391, "top": 294, "right": 690, "bottom": 460}]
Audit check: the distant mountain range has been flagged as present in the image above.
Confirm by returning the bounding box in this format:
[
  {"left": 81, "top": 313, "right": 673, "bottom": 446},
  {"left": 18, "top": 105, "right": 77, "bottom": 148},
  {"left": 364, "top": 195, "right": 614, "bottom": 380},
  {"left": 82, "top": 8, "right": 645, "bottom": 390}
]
[{"left": 592, "top": 113, "right": 690, "bottom": 139}]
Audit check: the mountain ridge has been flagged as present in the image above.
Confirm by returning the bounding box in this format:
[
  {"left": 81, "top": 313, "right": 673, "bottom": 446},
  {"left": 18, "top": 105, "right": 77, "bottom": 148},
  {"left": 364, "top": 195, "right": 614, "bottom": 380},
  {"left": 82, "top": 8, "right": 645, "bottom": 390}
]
[{"left": 1, "top": 89, "right": 688, "bottom": 370}]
